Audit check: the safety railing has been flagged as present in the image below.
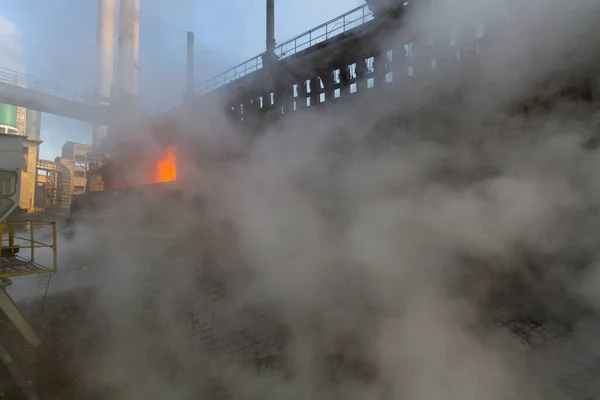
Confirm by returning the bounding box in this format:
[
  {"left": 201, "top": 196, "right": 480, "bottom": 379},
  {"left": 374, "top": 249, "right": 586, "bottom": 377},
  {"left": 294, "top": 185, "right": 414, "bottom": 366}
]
[
  {"left": 200, "top": 56, "right": 264, "bottom": 95},
  {"left": 276, "top": 5, "right": 374, "bottom": 59},
  {"left": 0, "top": 221, "right": 57, "bottom": 279},
  {"left": 195, "top": 4, "right": 374, "bottom": 95},
  {"left": 0, "top": 66, "right": 91, "bottom": 104},
  {"left": 37, "top": 159, "right": 57, "bottom": 172}
]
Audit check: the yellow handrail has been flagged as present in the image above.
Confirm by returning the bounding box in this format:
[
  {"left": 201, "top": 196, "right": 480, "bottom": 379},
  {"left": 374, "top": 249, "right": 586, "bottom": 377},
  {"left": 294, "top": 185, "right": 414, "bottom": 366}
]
[{"left": 0, "top": 221, "right": 57, "bottom": 279}]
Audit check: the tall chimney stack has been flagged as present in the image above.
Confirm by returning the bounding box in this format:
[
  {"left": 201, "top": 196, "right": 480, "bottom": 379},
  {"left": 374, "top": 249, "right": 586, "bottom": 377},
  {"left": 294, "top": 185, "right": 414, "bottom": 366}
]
[
  {"left": 117, "top": 0, "right": 140, "bottom": 102},
  {"left": 186, "top": 31, "right": 195, "bottom": 97},
  {"left": 263, "top": 0, "right": 277, "bottom": 67},
  {"left": 93, "top": 0, "right": 116, "bottom": 149}
]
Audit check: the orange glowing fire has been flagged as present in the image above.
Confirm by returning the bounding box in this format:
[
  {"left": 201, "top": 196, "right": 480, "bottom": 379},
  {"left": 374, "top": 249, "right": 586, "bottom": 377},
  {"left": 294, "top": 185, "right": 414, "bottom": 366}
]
[{"left": 155, "top": 147, "right": 177, "bottom": 182}]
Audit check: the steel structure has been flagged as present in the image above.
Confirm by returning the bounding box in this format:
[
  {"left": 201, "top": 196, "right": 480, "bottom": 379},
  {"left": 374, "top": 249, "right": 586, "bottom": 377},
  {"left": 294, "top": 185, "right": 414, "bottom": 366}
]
[
  {"left": 194, "top": 4, "right": 376, "bottom": 96},
  {"left": 0, "top": 0, "right": 139, "bottom": 127},
  {"left": 36, "top": 160, "right": 58, "bottom": 209},
  {"left": 0, "top": 3, "right": 388, "bottom": 124},
  {"left": 0, "top": 67, "right": 89, "bottom": 105},
  {"left": 0, "top": 67, "right": 108, "bottom": 124},
  {"left": 36, "top": 159, "right": 73, "bottom": 210},
  {"left": 0, "top": 134, "right": 58, "bottom": 399},
  {"left": 164, "top": 1, "right": 594, "bottom": 140},
  {"left": 0, "top": 221, "right": 57, "bottom": 279}
]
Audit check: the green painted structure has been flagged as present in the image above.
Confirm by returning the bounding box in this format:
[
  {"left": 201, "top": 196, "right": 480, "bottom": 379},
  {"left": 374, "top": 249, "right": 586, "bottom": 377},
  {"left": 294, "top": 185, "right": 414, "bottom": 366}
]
[{"left": 0, "top": 104, "right": 17, "bottom": 129}]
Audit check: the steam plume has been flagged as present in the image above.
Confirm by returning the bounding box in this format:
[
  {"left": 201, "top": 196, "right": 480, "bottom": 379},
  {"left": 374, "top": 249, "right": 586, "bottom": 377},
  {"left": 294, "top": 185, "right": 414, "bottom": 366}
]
[{"left": 13, "top": 0, "right": 600, "bottom": 398}]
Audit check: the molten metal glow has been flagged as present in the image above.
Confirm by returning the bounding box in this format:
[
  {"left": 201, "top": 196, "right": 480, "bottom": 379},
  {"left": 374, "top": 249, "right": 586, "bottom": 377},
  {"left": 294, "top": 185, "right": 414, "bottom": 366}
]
[{"left": 155, "top": 147, "right": 177, "bottom": 182}]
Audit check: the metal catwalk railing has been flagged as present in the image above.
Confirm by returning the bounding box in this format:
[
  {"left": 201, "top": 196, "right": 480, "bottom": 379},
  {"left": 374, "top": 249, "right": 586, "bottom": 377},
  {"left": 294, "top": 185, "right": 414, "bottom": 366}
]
[
  {"left": 0, "top": 67, "right": 91, "bottom": 104},
  {"left": 0, "top": 5, "right": 375, "bottom": 113},
  {"left": 195, "top": 4, "right": 375, "bottom": 95},
  {"left": 0, "top": 221, "right": 57, "bottom": 279}
]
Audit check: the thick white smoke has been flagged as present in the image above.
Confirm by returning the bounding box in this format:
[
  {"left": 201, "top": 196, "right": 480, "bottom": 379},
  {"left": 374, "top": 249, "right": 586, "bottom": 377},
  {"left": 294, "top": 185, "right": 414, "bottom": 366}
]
[{"left": 6, "top": 0, "right": 600, "bottom": 398}]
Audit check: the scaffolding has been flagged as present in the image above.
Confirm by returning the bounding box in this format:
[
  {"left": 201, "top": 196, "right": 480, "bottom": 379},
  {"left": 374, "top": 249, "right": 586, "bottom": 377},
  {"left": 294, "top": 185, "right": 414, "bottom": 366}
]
[
  {"left": 36, "top": 160, "right": 57, "bottom": 209},
  {"left": 56, "top": 163, "right": 72, "bottom": 209},
  {"left": 0, "top": 220, "right": 57, "bottom": 399},
  {"left": 36, "top": 160, "right": 73, "bottom": 210}
]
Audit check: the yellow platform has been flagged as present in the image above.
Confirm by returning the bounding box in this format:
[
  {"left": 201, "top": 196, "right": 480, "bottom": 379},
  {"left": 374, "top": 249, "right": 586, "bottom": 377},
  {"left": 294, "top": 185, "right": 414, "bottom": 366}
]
[{"left": 0, "top": 221, "right": 57, "bottom": 279}]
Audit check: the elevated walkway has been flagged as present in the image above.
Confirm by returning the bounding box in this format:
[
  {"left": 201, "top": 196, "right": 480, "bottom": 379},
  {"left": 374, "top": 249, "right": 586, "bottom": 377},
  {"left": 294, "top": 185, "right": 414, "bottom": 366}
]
[
  {"left": 0, "top": 4, "right": 378, "bottom": 118},
  {"left": 36, "top": 159, "right": 57, "bottom": 172},
  {"left": 195, "top": 4, "right": 374, "bottom": 96},
  {"left": 0, "top": 67, "right": 109, "bottom": 123}
]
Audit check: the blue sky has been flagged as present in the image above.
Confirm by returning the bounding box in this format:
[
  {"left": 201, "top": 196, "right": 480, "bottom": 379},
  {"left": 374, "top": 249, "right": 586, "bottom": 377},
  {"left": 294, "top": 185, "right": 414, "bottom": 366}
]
[{"left": 1, "top": 0, "right": 365, "bottom": 159}]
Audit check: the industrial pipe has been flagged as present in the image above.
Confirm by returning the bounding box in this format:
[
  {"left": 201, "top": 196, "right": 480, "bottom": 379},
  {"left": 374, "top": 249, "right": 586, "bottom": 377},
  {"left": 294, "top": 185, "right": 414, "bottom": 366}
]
[
  {"left": 117, "top": 0, "right": 140, "bottom": 100},
  {"left": 264, "top": 0, "right": 276, "bottom": 65},
  {"left": 186, "top": 31, "right": 195, "bottom": 95},
  {"left": 93, "top": 0, "right": 117, "bottom": 149}
]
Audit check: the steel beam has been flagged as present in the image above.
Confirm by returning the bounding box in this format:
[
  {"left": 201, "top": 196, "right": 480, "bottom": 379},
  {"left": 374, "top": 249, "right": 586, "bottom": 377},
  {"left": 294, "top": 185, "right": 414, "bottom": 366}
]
[{"left": 0, "top": 280, "right": 42, "bottom": 347}]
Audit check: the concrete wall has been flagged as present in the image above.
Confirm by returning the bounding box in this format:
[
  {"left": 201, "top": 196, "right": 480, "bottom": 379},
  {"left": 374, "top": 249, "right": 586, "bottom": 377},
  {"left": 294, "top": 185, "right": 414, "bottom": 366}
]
[
  {"left": 19, "top": 141, "right": 39, "bottom": 210},
  {"left": 13, "top": 107, "right": 41, "bottom": 212},
  {"left": 19, "top": 171, "right": 35, "bottom": 210}
]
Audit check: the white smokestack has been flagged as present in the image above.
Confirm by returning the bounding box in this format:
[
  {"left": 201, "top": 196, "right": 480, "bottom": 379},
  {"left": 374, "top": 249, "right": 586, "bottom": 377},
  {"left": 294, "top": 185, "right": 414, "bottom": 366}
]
[
  {"left": 117, "top": 0, "right": 140, "bottom": 101},
  {"left": 93, "top": 0, "right": 117, "bottom": 149}
]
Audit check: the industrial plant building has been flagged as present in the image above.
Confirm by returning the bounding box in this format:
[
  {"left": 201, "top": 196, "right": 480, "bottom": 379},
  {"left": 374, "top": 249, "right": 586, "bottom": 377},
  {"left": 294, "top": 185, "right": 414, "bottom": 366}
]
[
  {"left": 34, "top": 142, "right": 92, "bottom": 212},
  {"left": 0, "top": 103, "right": 93, "bottom": 213},
  {"left": 59, "top": 141, "right": 92, "bottom": 195},
  {"left": 0, "top": 103, "right": 42, "bottom": 212}
]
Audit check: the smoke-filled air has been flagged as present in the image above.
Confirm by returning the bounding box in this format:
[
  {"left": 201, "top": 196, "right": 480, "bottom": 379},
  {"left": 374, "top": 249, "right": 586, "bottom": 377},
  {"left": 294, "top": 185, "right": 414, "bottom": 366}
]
[{"left": 3, "top": 0, "right": 600, "bottom": 399}]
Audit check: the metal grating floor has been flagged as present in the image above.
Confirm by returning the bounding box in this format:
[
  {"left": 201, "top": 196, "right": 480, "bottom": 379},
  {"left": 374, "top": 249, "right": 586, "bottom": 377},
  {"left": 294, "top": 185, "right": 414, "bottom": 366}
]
[{"left": 0, "top": 256, "right": 50, "bottom": 278}]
